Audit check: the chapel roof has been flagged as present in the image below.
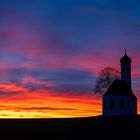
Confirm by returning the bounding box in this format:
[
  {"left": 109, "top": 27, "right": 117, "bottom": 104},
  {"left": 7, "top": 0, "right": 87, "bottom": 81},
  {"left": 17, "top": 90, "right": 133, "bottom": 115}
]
[{"left": 104, "top": 79, "right": 136, "bottom": 99}]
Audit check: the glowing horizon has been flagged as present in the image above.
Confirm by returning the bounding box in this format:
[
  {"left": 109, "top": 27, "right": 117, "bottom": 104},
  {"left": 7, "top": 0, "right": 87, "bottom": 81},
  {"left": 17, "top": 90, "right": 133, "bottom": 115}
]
[{"left": 0, "top": 84, "right": 102, "bottom": 118}]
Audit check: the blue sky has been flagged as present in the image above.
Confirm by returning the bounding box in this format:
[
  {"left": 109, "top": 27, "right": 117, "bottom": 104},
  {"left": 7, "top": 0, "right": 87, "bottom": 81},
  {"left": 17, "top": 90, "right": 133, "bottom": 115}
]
[{"left": 0, "top": 0, "right": 140, "bottom": 96}]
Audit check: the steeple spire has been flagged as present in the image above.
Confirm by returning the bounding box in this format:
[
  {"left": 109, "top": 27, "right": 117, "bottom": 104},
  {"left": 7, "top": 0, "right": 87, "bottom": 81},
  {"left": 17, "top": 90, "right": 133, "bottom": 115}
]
[{"left": 120, "top": 50, "right": 132, "bottom": 89}]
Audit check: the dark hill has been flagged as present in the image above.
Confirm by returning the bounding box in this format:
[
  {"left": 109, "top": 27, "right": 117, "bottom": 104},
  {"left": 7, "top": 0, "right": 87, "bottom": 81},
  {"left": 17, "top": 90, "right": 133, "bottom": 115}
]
[{"left": 0, "top": 115, "right": 140, "bottom": 140}]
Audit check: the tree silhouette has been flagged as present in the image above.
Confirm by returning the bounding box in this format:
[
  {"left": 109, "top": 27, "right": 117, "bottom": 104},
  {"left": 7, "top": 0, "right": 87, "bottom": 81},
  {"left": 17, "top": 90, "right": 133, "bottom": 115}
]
[{"left": 94, "top": 67, "right": 120, "bottom": 97}]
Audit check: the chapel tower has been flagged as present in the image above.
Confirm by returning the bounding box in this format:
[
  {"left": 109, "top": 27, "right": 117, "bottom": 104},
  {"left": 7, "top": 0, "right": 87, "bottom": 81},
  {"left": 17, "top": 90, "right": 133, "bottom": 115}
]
[{"left": 120, "top": 49, "right": 131, "bottom": 89}]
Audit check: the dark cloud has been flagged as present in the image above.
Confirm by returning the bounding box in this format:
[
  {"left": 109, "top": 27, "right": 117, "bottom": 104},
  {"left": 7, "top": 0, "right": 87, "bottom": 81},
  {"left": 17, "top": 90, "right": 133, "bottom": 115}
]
[
  {"left": 0, "top": 105, "right": 76, "bottom": 111},
  {"left": 17, "top": 107, "right": 76, "bottom": 111},
  {"left": 46, "top": 69, "right": 96, "bottom": 94}
]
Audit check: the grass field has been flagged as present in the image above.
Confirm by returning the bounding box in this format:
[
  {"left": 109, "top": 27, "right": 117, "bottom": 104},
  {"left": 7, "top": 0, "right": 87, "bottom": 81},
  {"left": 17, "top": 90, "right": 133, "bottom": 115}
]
[{"left": 0, "top": 115, "right": 139, "bottom": 140}]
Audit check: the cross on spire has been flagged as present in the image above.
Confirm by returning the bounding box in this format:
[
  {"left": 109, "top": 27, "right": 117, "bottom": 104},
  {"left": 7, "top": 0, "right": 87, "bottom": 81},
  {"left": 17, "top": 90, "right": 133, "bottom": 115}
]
[{"left": 125, "top": 48, "right": 127, "bottom": 55}]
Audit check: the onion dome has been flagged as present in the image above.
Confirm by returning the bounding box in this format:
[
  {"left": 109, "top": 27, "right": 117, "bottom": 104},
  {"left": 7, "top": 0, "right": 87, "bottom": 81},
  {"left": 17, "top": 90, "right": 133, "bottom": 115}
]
[{"left": 120, "top": 49, "right": 131, "bottom": 64}]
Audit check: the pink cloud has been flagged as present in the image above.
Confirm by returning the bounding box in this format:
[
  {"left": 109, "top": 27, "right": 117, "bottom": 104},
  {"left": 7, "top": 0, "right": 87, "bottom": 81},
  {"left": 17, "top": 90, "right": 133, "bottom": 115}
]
[{"left": 21, "top": 76, "right": 55, "bottom": 87}]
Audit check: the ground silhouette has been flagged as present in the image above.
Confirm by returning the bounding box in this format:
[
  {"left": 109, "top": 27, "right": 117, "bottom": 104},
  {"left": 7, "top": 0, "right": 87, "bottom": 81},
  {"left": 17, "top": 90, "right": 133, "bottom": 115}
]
[{"left": 0, "top": 115, "right": 140, "bottom": 139}]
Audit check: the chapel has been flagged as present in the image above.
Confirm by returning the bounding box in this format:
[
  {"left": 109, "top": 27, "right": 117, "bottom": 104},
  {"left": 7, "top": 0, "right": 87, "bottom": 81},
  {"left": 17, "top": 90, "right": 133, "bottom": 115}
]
[{"left": 102, "top": 51, "right": 137, "bottom": 116}]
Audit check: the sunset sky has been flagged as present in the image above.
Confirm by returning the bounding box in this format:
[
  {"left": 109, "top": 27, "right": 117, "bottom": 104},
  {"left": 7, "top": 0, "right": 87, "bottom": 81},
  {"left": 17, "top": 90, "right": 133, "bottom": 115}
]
[{"left": 0, "top": 0, "right": 140, "bottom": 118}]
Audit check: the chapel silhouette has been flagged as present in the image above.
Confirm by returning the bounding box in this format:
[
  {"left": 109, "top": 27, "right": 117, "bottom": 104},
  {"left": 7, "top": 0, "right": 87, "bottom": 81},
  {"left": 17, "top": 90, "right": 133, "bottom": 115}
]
[{"left": 102, "top": 51, "right": 137, "bottom": 116}]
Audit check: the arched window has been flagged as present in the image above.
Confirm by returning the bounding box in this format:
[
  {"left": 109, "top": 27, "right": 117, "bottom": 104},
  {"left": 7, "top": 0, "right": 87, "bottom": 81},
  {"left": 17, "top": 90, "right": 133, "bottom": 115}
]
[
  {"left": 109, "top": 100, "right": 114, "bottom": 109},
  {"left": 120, "top": 99, "right": 125, "bottom": 109},
  {"left": 132, "top": 101, "right": 134, "bottom": 109}
]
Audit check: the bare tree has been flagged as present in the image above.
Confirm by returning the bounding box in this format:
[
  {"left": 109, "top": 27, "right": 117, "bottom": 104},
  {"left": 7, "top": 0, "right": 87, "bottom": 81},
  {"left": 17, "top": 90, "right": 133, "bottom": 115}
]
[{"left": 94, "top": 67, "right": 120, "bottom": 97}]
